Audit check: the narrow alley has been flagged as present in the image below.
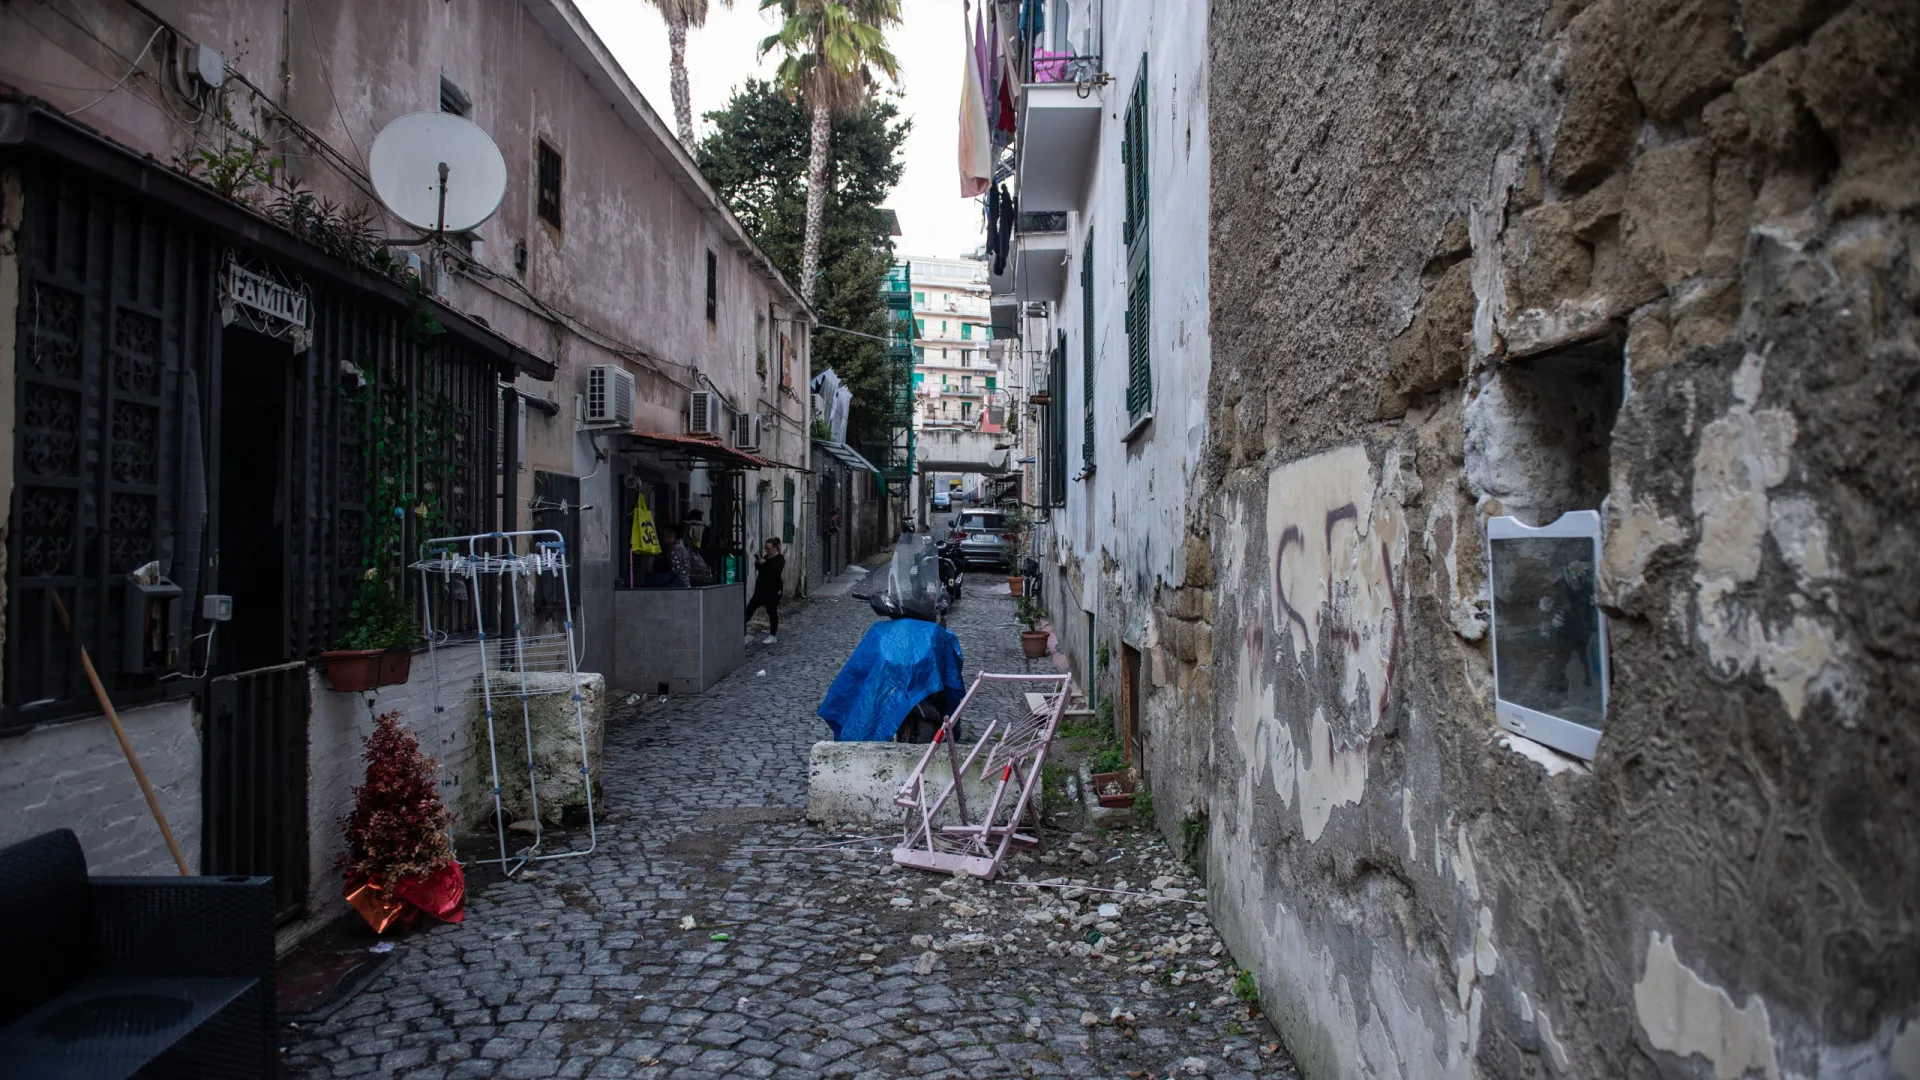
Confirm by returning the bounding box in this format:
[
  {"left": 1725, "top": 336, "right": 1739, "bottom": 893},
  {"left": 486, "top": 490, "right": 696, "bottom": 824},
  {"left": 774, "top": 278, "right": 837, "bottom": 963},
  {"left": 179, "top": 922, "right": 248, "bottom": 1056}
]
[{"left": 282, "top": 577, "right": 1299, "bottom": 1080}]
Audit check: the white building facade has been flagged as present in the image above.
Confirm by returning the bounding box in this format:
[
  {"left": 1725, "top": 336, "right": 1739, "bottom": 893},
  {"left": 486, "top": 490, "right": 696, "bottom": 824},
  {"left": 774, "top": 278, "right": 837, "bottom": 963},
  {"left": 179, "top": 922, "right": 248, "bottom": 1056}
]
[{"left": 1013, "top": 0, "right": 1210, "bottom": 779}]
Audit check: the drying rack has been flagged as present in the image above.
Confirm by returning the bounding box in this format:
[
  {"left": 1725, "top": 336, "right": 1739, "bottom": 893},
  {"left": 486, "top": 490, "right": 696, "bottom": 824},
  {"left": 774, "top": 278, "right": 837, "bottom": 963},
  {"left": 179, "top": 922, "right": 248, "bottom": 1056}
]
[
  {"left": 893, "top": 672, "right": 1072, "bottom": 880},
  {"left": 412, "top": 529, "right": 598, "bottom": 877}
]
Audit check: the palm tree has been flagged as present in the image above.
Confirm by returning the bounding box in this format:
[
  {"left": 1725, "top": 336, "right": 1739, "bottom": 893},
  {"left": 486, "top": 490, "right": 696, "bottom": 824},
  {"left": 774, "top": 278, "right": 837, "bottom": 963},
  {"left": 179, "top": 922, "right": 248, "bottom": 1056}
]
[
  {"left": 652, "top": 0, "right": 733, "bottom": 150},
  {"left": 758, "top": 0, "right": 902, "bottom": 307}
]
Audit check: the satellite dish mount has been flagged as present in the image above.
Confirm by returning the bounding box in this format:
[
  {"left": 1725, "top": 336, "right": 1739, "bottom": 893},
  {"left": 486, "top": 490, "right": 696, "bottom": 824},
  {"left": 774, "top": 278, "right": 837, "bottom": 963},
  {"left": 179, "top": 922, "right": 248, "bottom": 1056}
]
[{"left": 370, "top": 112, "right": 508, "bottom": 239}]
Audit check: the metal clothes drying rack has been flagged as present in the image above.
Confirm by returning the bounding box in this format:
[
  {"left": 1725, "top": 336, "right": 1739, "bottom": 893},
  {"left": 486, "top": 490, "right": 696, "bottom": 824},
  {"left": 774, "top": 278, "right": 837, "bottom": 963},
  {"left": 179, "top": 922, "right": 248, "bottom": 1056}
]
[
  {"left": 892, "top": 673, "right": 1072, "bottom": 880},
  {"left": 412, "top": 529, "right": 598, "bottom": 877}
]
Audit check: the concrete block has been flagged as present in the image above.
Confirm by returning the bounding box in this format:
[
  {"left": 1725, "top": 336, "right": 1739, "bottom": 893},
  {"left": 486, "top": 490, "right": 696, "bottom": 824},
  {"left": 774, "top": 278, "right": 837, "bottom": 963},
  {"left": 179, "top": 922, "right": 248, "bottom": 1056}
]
[{"left": 806, "top": 741, "right": 1003, "bottom": 826}]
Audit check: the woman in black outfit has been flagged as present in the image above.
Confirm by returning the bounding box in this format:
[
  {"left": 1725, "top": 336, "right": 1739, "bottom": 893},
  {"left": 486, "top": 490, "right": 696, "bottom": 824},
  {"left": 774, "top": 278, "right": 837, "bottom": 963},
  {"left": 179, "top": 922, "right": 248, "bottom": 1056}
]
[{"left": 745, "top": 538, "right": 785, "bottom": 643}]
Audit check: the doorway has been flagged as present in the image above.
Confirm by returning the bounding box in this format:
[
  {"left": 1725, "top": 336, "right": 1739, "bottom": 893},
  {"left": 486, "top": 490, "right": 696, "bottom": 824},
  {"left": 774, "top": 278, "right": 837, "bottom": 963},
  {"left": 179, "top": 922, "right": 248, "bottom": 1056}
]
[
  {"left": 214, "top": 327, "right": 292, "bottom": 674},
  {"left": 1122, "top": 644, "right": 1143, "bottom": 774}
]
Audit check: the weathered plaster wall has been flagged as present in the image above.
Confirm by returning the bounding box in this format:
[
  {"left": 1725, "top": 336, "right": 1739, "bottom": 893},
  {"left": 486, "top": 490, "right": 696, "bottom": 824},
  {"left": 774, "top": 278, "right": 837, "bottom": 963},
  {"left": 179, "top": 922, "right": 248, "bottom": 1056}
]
[
  {"left": 1204, "top": 0, "right": 1918, "bottom": 1075},
  {"left": 1040, "top": 0, "right": 1211, "bottom": 824},
  {"left": 296, "top": 641, "right": 486, "bottom": 945},
  {"left": 0, "top": 700, "right": 202, "bottom": 876}
]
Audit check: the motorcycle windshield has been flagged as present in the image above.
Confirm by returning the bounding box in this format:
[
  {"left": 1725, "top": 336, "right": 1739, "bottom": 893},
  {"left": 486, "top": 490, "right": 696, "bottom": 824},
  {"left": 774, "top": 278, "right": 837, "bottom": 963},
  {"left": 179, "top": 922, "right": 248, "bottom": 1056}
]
[{"left": 880, "top": 534, "right": 944, "bottom": 621}]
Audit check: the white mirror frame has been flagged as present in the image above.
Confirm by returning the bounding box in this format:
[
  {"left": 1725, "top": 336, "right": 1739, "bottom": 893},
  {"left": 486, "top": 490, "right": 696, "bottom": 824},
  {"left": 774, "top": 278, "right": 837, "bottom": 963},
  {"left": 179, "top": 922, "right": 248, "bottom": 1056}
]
[{"left": 1486, "top": 510, "right": 1609, "bottom": 760}]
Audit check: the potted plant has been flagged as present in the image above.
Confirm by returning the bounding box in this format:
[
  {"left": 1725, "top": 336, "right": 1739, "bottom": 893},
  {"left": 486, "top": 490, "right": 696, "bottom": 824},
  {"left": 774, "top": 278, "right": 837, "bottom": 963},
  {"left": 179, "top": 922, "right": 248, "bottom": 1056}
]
[
  {"left": 1001, "top": 506, "right": 1032, "bottom": 596},
  {"left": 321, "top": 568, "right": 419, "bottom": 692},
  {"left": 339, "top": 709, "right": 465, "bottom": 933},
  {"left": 1016, "top": 596, "right": 1050, "bottom": 658}
]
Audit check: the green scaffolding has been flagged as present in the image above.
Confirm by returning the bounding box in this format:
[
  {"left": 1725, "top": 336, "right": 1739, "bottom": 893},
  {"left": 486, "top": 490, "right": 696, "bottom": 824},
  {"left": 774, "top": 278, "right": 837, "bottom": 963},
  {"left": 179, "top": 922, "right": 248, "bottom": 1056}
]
[{"left": 865, "top": 261, "right": 916, "bottom": 497}]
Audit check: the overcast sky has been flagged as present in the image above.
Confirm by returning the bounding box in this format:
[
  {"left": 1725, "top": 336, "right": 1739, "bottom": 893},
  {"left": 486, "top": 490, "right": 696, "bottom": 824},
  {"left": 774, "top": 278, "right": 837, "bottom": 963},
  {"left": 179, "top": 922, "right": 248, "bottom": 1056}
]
[{"left": 575, "top": 0, "right": 984, "bottom": 262}]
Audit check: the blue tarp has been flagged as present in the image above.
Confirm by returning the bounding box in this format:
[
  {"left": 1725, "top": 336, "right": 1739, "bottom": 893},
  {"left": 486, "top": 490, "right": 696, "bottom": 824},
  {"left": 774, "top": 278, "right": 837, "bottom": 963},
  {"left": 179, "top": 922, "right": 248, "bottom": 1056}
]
[{"left": 818, "top": 620, "right": 966, "bottom": 742}]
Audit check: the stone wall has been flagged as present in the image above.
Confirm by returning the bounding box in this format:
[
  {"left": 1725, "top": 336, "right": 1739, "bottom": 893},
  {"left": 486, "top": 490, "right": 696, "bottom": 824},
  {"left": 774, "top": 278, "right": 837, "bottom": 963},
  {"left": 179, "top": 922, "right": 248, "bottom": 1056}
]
[{"left": 1197, "top": 0, "right": 1918, "bottom": 1075}]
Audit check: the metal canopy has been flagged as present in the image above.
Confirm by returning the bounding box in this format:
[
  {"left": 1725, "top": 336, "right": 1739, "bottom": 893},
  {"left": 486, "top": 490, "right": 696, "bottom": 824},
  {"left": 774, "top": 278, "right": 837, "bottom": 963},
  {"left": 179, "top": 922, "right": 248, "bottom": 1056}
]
[{"left": 620, "top": 430, "right": 784, "bottom": 471}]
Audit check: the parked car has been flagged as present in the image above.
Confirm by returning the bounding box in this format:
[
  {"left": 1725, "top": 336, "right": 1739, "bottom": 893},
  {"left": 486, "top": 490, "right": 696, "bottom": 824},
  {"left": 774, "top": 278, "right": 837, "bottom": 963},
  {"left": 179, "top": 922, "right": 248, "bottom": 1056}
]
[
  {"left": 931, "top": 491, "right": 951, "bottom": 511},
  {"left": 954, "top": 509, "right": 1014, "bottom": 569}
]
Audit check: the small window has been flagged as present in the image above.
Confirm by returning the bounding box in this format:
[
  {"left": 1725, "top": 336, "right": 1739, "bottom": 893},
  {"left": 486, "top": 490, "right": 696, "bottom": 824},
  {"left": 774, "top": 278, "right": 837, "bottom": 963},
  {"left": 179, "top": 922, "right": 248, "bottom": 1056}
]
[
  {"left": 914, "top": 291, "right": 926, "bottom": 305},
  {"left": 536, "top": 140, "right": 563, "bottom": 229},
  {"left": 705, "top": 250, "right": 717, "bottom": 323},
  {"left": 439, "top": 75, "right": 472, "bottom": 117},
  {"left": 962, "top": 402, "right": 973, "bottom": 420},
  {"left": 962, "top": 375, "right": 972, "bottom": 391},
  {"left": 961, "top": 323, "right": 973, "bottom": 340}
]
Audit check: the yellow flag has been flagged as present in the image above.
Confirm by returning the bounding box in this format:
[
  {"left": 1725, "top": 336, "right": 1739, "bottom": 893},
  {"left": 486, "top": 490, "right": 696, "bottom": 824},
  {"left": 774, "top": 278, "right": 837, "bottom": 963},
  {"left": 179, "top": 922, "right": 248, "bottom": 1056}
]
[{"left": 630, "top": 496, "right": 661, "bottom": 555}]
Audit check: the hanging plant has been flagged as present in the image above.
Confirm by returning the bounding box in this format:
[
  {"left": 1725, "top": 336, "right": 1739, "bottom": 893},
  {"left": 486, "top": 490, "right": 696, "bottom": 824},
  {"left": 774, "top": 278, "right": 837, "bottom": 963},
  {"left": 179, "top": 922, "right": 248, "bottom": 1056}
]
[{"left": 339, "top": 710, "right": 465, "bottom": 933}]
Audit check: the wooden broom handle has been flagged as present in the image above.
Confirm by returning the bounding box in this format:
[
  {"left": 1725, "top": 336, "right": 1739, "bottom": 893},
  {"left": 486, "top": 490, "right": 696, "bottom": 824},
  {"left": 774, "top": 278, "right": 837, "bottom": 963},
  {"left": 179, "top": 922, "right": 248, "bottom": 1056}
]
[{"left": 49, "top": 591, "right": 192, "bottom": 876}]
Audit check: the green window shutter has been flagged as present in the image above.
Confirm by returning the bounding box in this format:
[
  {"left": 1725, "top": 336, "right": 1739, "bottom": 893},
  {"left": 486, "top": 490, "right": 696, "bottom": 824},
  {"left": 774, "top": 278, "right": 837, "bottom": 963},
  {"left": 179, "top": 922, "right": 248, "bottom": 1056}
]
[
  {"left": 1123, "top": 54, "right": 1152, "bottom": 426},
  {"left": 962, "top": 323, "right": 973, "bottom": 340},
  {"left": 1081, "top": 230, "right": 1095, "bottom": 466},
  {"left": 782, "top": 477, "right": 796, "bottom": 544},
  {"left": 986, "top": 376, "right": 996, "bottom": 390},
  {"left": 914, "top": 291, "right": 926, "bottom": 305},
  {"left": 913, "top": 371, "right": 925, "bottom": 385}
]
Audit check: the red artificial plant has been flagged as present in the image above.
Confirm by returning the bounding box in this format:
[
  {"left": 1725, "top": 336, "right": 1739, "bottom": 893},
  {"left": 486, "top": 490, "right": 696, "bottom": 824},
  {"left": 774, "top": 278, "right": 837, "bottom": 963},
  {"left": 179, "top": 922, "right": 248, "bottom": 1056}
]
[{"left": 339, "top": 709, "right": 465, "bottom": 932}]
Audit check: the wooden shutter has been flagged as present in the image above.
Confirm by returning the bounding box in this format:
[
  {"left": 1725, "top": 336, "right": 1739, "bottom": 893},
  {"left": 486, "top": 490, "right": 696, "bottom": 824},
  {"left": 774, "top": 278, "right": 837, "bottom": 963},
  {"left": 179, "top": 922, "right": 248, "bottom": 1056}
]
[
  {"left": 782, "top": 476, "right": 796, "bottom": 544},
  {"left": 1081, "top": 231, "right": 1095, "bottom": 466},
  {"left": 1123, "top": 56, "right": 1153, "bottom": 425}
]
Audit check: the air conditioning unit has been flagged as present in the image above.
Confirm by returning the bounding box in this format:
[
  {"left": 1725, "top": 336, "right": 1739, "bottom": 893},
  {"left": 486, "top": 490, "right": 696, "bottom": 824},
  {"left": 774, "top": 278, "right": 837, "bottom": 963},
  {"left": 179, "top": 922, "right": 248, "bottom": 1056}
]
[
  {"left": 732, "top": 411, "right": 763, "bottom": 452},
  {"left": 584, "top": 365, "right": 635, "bottom": 428},
  {"left": 1024, "top": 302, "right": 1049, "bottom": 317},
  {"left": 688, "top": 389, "right": 722, "bottom": 436}
]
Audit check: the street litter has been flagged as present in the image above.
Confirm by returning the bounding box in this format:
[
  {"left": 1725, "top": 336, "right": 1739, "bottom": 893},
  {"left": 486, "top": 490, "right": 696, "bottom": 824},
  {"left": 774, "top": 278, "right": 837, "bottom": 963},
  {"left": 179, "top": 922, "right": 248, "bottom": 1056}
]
[
  {"left": 678, "top": 915, "right": 696, "bottom": 930},
  {"left": 368, "top": 941, "right": 395, "bottom": 953},
  {"left": 709, "top": 932, "right": 730, "bottom": 942}
]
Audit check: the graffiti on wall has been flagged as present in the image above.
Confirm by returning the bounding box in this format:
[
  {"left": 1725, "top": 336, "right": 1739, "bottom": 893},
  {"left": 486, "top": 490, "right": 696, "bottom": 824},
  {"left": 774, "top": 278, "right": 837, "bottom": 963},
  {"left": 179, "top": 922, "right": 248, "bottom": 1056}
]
[{"left": 1229, "top": 443, "right": 1409, "bottom": 844}]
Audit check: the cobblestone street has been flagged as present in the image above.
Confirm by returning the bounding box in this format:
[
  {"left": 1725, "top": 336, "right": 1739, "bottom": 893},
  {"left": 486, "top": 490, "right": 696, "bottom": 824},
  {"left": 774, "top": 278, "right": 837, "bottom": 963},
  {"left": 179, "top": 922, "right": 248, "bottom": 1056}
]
[{"left": 285, "top": 575, "right": 1300, "bottom": 1080}]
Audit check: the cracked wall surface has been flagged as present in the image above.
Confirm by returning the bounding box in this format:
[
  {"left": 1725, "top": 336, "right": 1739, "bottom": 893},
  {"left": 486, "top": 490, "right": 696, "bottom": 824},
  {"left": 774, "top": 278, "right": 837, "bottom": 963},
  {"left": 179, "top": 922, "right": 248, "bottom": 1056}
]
[{"left": 1200, "top": 0, "right": 1918, "bottom": 1076}]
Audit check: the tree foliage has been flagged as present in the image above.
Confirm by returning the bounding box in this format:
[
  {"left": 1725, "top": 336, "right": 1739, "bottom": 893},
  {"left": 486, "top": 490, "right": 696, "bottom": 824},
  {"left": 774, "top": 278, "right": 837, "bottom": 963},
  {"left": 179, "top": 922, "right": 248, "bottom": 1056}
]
[{"left": 697, "top": 79, "right": 909, "bottom": 447}]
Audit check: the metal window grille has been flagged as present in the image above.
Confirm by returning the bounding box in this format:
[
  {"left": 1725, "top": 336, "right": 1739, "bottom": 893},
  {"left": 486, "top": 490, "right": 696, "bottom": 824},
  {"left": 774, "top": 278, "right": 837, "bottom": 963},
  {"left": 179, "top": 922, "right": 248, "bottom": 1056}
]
[
  {"left": 4, "top": 163, "right": 503, "bottom": 729},
  {"left": 536, "top": 140, "right": 563, "bottom": 228},
  {"left": 439, "top": 75, "right": 472, "bottom": 117},
  {"left": 706, "top": 250, "right": 717, "bottom": 322}
]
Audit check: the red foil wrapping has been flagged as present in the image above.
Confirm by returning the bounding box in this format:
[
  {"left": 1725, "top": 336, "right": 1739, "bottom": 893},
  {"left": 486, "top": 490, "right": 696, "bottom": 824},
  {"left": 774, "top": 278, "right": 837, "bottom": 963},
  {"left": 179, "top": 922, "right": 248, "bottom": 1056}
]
[{"left": 344, "top": 862, "right": 466, "bottom": 934}]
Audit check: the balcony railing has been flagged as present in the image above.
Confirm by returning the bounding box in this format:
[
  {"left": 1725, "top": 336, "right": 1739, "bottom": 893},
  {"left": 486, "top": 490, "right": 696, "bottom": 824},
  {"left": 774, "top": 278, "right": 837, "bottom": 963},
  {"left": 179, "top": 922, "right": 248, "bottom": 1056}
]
[
  {"left": 1017, "top": 210, "right": 1068, "bottom": 233},
  {"left": 1020, "top": 0, "right": 1103, "bottom": 84}
]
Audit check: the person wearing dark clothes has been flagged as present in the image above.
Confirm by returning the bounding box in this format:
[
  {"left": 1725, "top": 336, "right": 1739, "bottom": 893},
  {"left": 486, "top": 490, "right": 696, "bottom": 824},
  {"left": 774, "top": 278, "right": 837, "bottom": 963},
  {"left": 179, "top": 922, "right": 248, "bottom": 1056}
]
[{"left": 745, "top": 538, "right": 785, "bottom": 643}]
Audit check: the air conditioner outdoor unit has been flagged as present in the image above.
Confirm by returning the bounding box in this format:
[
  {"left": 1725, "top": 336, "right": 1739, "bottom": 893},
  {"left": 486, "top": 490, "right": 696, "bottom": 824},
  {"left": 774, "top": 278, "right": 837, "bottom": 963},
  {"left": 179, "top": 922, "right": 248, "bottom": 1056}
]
[
  {"left": 688, "top": 389, "right": 722, "bottom": 436},
  {"left": 1024, "top": 302, "right": 1049, "bottom": 317},
  {"left": 584, "top": 365, "right": 635, "bottom": 428},
  {"left": 732, "top": 411, "right": 763, "bottom": 452}
]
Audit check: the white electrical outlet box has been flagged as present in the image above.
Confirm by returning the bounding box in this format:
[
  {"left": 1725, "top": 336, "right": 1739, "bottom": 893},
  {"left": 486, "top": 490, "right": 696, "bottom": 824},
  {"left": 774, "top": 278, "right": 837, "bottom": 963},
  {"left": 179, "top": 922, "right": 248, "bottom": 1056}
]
[{"left": 202, "top": 594, "right": 234, "bottom": 622}]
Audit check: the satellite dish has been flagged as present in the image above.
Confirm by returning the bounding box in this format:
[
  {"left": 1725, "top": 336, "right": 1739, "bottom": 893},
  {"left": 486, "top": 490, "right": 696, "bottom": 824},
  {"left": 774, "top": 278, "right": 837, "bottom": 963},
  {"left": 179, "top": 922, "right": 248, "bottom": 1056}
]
[
  {"left": 370, "top": 112, "right": 508, "bottom": 233},
  {"left": 987, "top": 448, "right": 1011, "bottom": 472}
]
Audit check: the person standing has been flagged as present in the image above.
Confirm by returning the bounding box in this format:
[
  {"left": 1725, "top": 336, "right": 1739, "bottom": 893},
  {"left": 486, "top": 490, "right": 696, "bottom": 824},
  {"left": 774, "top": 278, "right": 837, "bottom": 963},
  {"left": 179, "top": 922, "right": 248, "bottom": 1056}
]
[
  {"left": 662, "top": 525, "right": 695, "bottom": 588},
  {"left": 745, "top": 538, "right": 786, "bottom": 644}
]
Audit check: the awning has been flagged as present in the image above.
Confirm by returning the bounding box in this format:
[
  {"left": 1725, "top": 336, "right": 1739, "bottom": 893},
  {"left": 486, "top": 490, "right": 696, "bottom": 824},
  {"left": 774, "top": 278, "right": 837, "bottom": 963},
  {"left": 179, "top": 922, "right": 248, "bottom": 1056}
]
[
  {"left": 0, "top": 97, "right": 555, "bottom": 381},
  {"left": 622, "top": 430, "right": 784, "bottom": 470},
  {"left": 815, "top": 439, "right": 884, "bottom": 480}
]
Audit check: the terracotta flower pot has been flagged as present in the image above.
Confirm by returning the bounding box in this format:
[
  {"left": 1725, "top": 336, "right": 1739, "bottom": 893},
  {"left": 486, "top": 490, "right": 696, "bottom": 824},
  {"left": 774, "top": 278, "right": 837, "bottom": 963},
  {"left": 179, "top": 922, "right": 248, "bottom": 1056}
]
[
  {"left": 1091, "top": 770, "right": 1138, "bottom": 808},
  {"left": 1020, "top": 629, "right": 1049, "bottom": 658},
  {"left": 1007, "top": 576, "right": 1025, "bottom": 597},
  {"left": 321, "top": 646, "right": 412, "bottom": 692}
]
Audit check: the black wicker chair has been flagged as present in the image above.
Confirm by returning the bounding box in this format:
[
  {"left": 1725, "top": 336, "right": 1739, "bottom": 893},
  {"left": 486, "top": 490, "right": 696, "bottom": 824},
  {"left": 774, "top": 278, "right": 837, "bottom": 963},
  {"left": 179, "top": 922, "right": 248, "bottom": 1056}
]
[{"left": 0, "top": 829, "right": 277, "bottom": 1079}]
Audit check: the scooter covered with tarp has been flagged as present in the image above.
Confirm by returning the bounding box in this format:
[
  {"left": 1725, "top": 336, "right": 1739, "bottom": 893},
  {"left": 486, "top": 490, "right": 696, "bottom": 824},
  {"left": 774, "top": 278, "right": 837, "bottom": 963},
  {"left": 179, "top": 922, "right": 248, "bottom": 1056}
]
[{"left": 818, "top": 534, "right": 966, "bottom": 743}]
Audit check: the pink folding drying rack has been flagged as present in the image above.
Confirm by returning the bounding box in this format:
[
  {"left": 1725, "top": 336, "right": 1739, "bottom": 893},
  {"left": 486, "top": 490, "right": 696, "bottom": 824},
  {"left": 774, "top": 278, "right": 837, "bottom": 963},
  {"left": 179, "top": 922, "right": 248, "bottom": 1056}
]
[{"left": 892, "top": 673, "right": 1073, "bottom": 880}]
